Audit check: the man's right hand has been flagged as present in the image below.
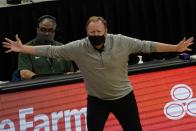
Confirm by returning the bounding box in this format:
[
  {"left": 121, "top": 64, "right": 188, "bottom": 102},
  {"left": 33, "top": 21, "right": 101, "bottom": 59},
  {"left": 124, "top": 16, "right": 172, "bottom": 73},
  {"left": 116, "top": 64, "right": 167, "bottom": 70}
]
[
  {"left": 2, "top": 34, "right": 23, "bottom": 53},
  {"left": 3, "top": 34, "right": 37, "bottom": 55}
]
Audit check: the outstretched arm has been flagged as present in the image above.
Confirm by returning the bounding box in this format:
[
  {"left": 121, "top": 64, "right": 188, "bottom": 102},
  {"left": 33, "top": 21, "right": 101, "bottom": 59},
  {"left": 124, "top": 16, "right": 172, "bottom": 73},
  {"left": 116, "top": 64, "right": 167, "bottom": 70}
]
[
  {"left": 155, "top": 37, "right": 194, "bottom": 52},
  {"left": 2, "top": 34, "right": 36, "bottom": 55}
]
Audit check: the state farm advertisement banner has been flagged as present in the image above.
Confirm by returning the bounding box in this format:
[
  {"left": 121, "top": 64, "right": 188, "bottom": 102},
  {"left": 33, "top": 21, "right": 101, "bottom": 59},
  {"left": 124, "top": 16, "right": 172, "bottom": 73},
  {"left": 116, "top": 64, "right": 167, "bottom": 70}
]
[
  {"left": 131, "top": 66, "right": 196, "bottom": 131},
  {"left": 0, "top": 66, "right": 196, "bottom": 131}
]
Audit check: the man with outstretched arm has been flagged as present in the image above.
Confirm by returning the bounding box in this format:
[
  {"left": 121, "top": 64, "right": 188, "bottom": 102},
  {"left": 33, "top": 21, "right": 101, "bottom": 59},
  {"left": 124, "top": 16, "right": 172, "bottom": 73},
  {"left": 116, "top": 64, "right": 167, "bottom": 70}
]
[{"left": 3, "top": 16, "right": 194, "bottom": 131}]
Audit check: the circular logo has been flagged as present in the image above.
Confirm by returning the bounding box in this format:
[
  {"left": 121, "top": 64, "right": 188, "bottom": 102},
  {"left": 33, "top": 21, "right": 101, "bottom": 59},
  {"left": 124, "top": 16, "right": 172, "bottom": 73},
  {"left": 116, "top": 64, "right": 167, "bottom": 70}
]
[
  {"left": 185, "top": 98, "right": 196, "bottom": 117},
  {"left": 164, "top": 101, "right": 186, "bottom": 120},
  {"left": 171, "top": 84, "right": 192, "bottom": 101}
]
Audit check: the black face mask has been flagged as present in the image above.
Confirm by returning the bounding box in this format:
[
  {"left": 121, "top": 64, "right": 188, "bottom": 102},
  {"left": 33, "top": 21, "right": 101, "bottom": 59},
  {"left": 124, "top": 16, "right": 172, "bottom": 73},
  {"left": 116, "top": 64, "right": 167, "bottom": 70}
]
[
  {"left": 88, "top": 35, "right": 105, "bottom": 46},
  {"left": 36, "top": 32, "right": 55, "bottom": 45}
]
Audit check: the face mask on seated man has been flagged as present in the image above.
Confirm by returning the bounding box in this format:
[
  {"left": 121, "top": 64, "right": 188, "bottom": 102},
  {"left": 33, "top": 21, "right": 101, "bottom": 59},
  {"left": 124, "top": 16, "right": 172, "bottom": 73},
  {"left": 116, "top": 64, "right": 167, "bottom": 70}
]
[{"left": 36, "top": 27, "right": 55, "bottom": 44}]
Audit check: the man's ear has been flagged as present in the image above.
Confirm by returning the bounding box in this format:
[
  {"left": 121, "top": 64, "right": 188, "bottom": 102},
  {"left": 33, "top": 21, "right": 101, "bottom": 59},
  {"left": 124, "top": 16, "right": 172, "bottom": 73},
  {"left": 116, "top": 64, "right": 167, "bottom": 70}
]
[
  {"left": 105, "top": 28, "right": 108, "bottom": 34},
  {"left": 104, "top": 29, "right": 108, "bottom": 36},
  {"left": 36, "top": 27, "right": 39, "bottom": 32}
]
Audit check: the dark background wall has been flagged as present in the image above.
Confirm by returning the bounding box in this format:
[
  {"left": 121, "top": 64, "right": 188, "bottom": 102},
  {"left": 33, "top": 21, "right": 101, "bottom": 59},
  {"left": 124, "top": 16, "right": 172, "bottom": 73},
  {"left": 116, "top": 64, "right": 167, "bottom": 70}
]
[{"left": 0, "top": 0, "right": 196, "bottom": 81}]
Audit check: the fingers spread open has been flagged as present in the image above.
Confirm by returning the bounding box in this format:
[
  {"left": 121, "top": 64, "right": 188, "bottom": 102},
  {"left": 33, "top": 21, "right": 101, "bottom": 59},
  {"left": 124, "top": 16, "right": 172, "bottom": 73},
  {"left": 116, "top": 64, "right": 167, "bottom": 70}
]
[
  {"left": 15, "top": 34, "right": 21, "bottom": 43},
  {"left": 5, "top": 38, "right": 14, "bottom": 43},
  {"left": 2, "top": 42, "right": 11, "bottom": 46},
  {"left": 186, "top": 37, "right": 194, "bottom": 43},
  {"left": 5, "top": 49, "right": 12, "bottom": 53},
  {"left": 186, "top": 48, "right": 192, "bottom": 51}
]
